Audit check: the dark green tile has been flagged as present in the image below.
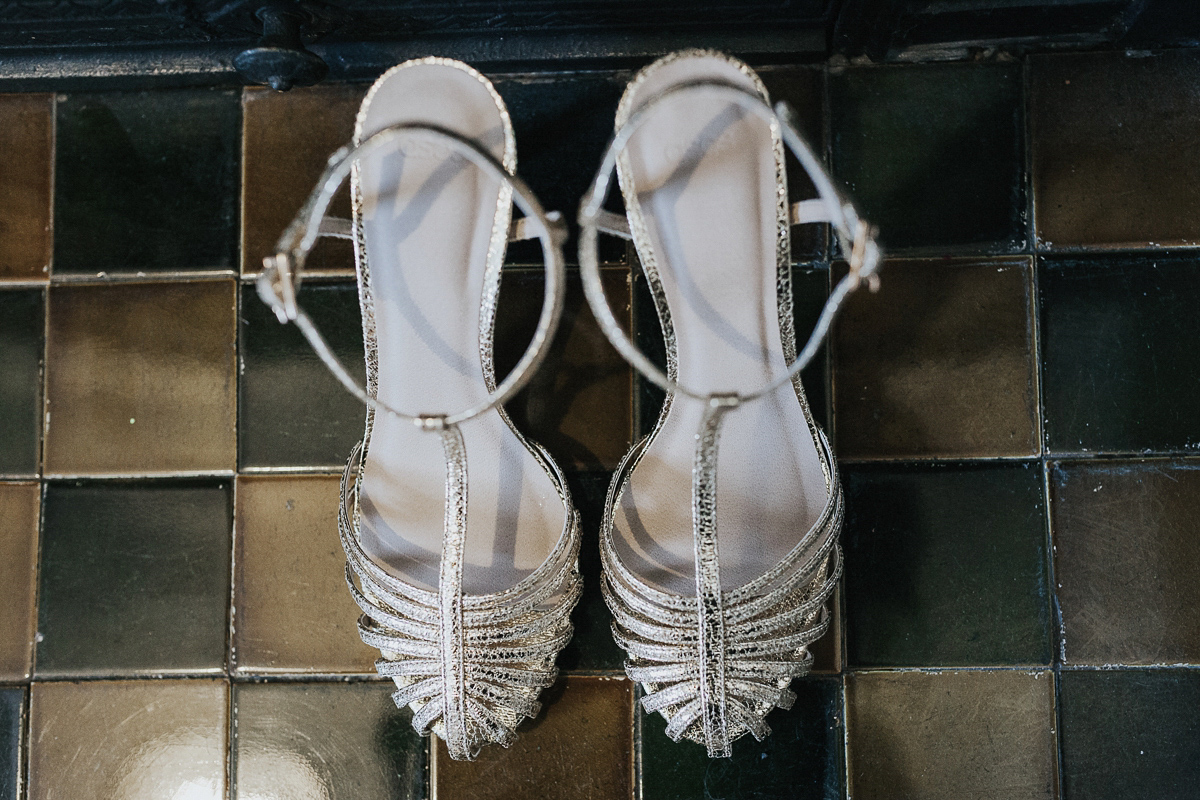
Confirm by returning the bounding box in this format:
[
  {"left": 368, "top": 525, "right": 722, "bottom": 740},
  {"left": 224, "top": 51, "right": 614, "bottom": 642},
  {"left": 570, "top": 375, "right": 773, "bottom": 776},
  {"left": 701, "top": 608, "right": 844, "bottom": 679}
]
[
  {"left": 1040, "top": 253, "right": 1200, "bottom": 455},
  {"left": 0, "top": 688, "right": 19, "bottom": 800},
  {"left": 640, "top": 677, "right": 843, "bottom": 800},
  {"left": 635, "top": 264, "right": 829, "bottom": 439},
  {"left": 559, "top": 471, "right": 625, "bottom": 672},
  {"left": 493, "top": 72, "right": 628, "bottom": 266},
  {"left": 1032, "top": 50, "right": 1200, "bottom": 250},
  {"left": 792, "top": 266, "right": 832, "bottom": 434},
  {"left": 494, "top": 269, "right": 633, "bottom": 472},
  {"left": 36, "top": 480, "right": 232, "bottom": 676},
  {"left": 54, "top": 88, "right": 240, "bottom": 274},
  {"left": 1051, "top": 460, "right": 1200, "bottom": 666},
  {"left": 843, "top": 462, "right": 1052, "bottom": 667},
  {"left": 233, "top": 681, "right": 427, "bottom": 800},
  {"left": 0, "top": 289, "right": 43, "bottom": 476},
  {"left": 238, "top": 281, "right": 366, "bottom": 469},
  {"left": 830, "top": 61, "right": 1025, "bottom": 254},
  {"left": 1060, "top": 669, "right": 1200, "bottom": 800}
]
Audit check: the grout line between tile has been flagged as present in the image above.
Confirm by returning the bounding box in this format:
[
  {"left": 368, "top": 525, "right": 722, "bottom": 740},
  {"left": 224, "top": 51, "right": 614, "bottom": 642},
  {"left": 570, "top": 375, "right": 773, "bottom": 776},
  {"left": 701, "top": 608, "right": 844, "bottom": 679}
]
[
  {"left": 47, "top": 270, "right": 238, "bottom": 285},
  {"left": 839, "top": 673, "right": 851, "bottom": 800},
  {"left": 226, "top": 475, "right": 239, "bottom": 679},
  {"left": 225, "top": 675, "right": 234, "bottom": 800},
  {"left": 41, "top": 470, "right": 237, "bottom": 481}
]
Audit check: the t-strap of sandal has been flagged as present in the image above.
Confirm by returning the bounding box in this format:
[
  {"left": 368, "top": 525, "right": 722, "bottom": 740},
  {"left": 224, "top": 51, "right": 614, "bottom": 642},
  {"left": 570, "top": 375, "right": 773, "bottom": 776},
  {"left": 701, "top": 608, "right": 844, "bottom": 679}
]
[
  {"left": 259, "top": 117, "right": 574, "bottom": 761},
  {"left": 580, "top": 73, "right": 880, "bottom": 758}
]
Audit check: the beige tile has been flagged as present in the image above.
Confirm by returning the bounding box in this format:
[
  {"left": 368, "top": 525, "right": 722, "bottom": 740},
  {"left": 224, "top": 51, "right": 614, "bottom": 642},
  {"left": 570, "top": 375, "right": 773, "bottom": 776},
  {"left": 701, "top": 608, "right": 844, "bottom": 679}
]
[
  {"left": 0, "top": 483, "right": 38, "bottom": 680},
  {"left": 233, "top": 682, "right": 426, "bottom": 799},
  {"left": 234, "top": 474, "right": 376, "bottom": 674},
  {"left": 29, "top": 678, "right": 228, "bottom": 800},
  {"left": 833, "top": 257, "right": 1040, "bottom": 460},
  {"left": 1051, "top": 460, "right": 1200, "bottom": 665},
  {"left": 44, "top": 280, "right": 237, "bottom": 476},
  {"left": 241, "top": 84, "right": 364, "bottom": 278},
  {"left": 435, "top": 676, "right": 633, "bottom": 800},
  {"left": 847, "top": 670, "right": 1058, "bottom": 800},
  {"left": 0, "top": 94, "right": 52, "bottom": 282}
]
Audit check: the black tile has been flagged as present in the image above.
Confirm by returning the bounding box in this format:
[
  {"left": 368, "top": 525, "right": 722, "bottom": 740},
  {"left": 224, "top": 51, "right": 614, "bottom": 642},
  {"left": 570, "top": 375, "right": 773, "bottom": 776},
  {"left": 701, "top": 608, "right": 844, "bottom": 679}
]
[
  {"left": 54, "top": 88, "right": 240, "bottom": 274},
  {"left": 1031, "top": 50, "right": 1200, "bottom": 250},
  {"left": 640, "top": 677, "right": 843, "bottom": 800},
  {"left": 1060, "top": 669, "right": 1200, "bottom": 800},
  {"left": 492, "top": 72, "right": 628, "bottom": 266},
  {"left": 36, "top": 480, "right": 232, "bottom": 676},
  {"left": 0, "top": 289, "right": 43, "bottom": 476},
  {"left": 1050, "top": 459, "right": 1200, "bottom": 665},
  {"left": 1040, "top": 253, "right": 1200, "bottom": 455},
  {"left": 635, "top": 264, "right": 829, "bottom": 439},
  {"left": 843, "top": 462, "right": 1052, "bottom": 667},
  {"left": 233, "top": 682, "right": 427, "bottom": 800},
  {"left": 239, "top": 281, "right": 366, "bottom": 469},
  {"left": 0, "top": 688, "right": 18, "bottom": 800},
  {"left": 559, "top": 471, "right": 624, "bottom": 672},
  {"left": 830, "top": 61, "right": 1025, "bottom": 254},
  {"left": 758, "top": 64, "right": 827, "bottom": 260}
]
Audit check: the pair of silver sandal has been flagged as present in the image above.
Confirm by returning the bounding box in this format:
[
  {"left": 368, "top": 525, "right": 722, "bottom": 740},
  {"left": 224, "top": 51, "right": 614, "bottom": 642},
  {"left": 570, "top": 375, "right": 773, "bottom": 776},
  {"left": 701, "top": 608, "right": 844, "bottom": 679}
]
[{"left": 258, "top": 50, "right": 880, "bottom": 761}]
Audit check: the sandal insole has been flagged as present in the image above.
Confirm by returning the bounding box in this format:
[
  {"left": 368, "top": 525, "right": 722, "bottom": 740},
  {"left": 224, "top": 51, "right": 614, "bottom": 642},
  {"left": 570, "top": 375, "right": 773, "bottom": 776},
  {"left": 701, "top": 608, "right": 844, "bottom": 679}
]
[
  {"left": 613, "top": 54, "right": 830, "bottom": 595},
  {"left": 354, "top": 61, "right": 566, "bottom": 596}
]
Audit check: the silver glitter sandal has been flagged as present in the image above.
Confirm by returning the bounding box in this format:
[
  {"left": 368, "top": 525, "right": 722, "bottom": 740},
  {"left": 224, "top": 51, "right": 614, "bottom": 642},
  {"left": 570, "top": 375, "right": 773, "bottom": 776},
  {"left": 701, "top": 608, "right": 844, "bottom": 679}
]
[
  {"left": 578, "top": 50, "right": 881, "bottom": 757},
  {"left": 258, "top": 58, "right": 581, "bottom": 761}
]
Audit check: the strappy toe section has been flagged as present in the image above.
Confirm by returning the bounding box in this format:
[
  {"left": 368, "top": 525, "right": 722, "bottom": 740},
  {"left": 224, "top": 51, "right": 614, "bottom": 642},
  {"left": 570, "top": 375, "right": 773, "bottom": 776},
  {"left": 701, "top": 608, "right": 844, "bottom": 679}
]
[
  {"left": 578, "top": 50, "right": 881, "bottom": 757},
  {"left": 258, "top": 58, "right": 581, "bottom": 761}
]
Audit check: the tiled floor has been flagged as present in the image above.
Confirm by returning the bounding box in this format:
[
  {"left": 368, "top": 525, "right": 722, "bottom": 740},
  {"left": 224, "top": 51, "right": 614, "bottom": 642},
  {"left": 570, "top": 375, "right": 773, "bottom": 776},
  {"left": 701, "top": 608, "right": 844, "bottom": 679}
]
[{"left": 2, "top": 49, "right": 1199, "bottom": 799}]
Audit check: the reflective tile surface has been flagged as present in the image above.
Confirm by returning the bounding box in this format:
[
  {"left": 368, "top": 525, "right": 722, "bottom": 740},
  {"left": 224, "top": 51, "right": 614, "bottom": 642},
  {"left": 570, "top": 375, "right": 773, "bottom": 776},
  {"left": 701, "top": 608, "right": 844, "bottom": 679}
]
[
  {"left": 238, "top": 281, "right": 365, "bottom": 469},
  {"left": 0, "top": 289, "right": 43, "bottom": 476},
  {"left": 233, "top": 681, "right": 426, "bottom": 800},
  {"left": 833, "top": 257, "right": 1039, "bottom": 460},
  {"left": 641, "top": 677, "right": 843, "bottom": 800},
  {"left": 846, "top": 670, "right": 1057, "bottom": 800},
  {"left": 241, "top": 84, "right": 363, "bottom": 278},
  {"left": 434, "top": 677, "right": 633, "bottom": 800},
  {"left": 0, "top": 94, "right": 52, "bottom": 282},
  {"left": 54, "top": 88, "right": 240, "bottom": 275},
  {"left": 1040, "top": 253, "right": 1200, "bottom": 455},
  {"left": 1032, "top": 50, "right": 1200, "bottom": 250},
  {"left": 1059, "top": 669, "right": 1200, "bottom": 800},
  {"left": 494, "top": 269, "right": 633, "bottom": 472},
  {"left": 234, "top": 474, "right": 377, "bottom": 674},
  {"left": 36, "top": 480, "right": 231, "bottom": 676},
  {"left": 28, "top": 679, "right": 228, "bottom": 800},
  {"left": 0, "top": 689, "right": 19, "bottom": 800},
  {"left": 842, "top": 462, "right": 1052, "bottom": 667},
  {"left": 830, "top": 61, "right": 1026, "bottom": 254},
  {"left": 0, "top": 484, "right": 39, "bottom": 681},
  {"left": 1050, "top": 460, "right": 1200, "bottom": 665},
  {"left": 44, "top": 280, "right": 237, "bottom": 476}
]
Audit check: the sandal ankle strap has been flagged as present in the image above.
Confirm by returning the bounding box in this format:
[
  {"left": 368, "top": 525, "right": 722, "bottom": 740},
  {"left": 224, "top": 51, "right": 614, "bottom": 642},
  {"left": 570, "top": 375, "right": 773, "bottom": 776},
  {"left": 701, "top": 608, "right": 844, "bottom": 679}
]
[{"left": 257, "top": 121, "right": 568, "bottom": 428}]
